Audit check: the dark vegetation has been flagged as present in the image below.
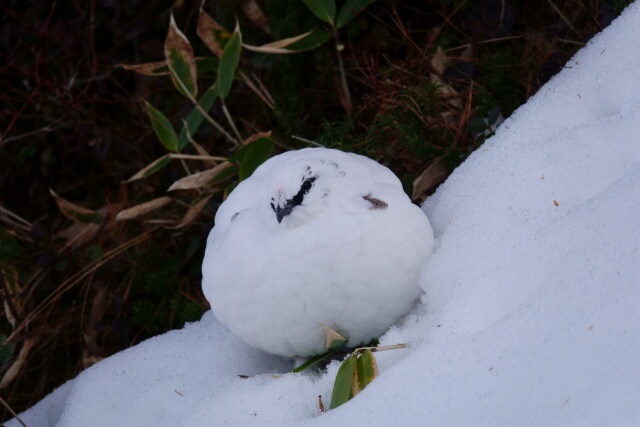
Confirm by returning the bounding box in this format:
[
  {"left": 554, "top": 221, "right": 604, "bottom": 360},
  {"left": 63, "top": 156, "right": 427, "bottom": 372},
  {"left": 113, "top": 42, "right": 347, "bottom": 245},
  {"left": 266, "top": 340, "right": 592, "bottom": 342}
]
[{"left": 0, "top": 0, "right": 632, "bottom": 419}]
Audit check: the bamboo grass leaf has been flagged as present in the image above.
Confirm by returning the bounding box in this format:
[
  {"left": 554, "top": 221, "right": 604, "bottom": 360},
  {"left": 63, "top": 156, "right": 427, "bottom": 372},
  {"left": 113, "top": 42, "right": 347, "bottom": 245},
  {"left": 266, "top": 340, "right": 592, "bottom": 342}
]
[
  {"left": 217, "top": 25, "right": 242, "bottom": 101},
  {"left": 165, "top": 13, "right": 198, "bottom": 98},
  {"left": 303, "top": 0, "right": 336, "bottom": 27},
  {"left": 145, "top": 102, "right": 179, "bottom": 152}
]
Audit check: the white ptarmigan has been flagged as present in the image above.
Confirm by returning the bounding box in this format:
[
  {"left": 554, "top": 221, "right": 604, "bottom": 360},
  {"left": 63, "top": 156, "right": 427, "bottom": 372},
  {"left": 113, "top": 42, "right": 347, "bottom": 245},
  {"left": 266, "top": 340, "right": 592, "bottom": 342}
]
[{"left": 202, "top": 148, "right": 434, "bottom": 357}]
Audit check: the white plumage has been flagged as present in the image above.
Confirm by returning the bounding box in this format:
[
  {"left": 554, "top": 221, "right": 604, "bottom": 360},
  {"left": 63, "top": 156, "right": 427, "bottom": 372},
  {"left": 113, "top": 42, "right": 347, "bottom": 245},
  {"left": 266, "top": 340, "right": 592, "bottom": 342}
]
[{"left": 202, "top": 148, "right": 434, "bottom": 357}]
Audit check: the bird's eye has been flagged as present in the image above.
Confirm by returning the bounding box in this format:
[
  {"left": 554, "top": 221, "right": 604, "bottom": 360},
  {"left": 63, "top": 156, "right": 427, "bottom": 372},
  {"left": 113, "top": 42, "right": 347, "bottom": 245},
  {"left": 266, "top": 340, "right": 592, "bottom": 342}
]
[
  {"left": 301, "top": 177, "right": 316, "bottom": 193},
  {"left": 270, "top": 202, "right": 276, "bottom": 212}
]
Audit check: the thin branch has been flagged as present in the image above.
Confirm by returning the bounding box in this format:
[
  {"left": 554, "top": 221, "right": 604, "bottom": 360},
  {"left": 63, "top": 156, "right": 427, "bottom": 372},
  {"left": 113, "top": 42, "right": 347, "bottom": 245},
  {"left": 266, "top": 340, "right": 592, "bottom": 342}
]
[
  {"left": 334, "top": 36, "right": 353, "bottom": 114},
  {"left": 221, "top": 102, "right": 243, "bottom": 146},
  {"left": 558, "top": 38, "right": 585, "bottom": 46},
  {"left": 238, "top": 71, "right": 274, "bottom": 110},
  {"left": 546, "top": 0, "right": 579, "bottom": 36},
  {"left": 445, "top": 35, "right": 525, "bottom": 52},
  {"left": 0, "top": 395, "right": 28, "bottom": 427},
  {"left": 1, "top": 269, "right": 22, "bottom": 328},
  {"left": 291, "top": 135, "right": 325, "bottom": 147},
  {"left": 167, "top": 153, "right": 227, "bottom": 161},
  {"left": 357, "top": 343, "right": 408, "bottom": 353},
  {"left": 0, "top": 205, "right": 32, "bottom": 228},
  {"left": 250, "top": 71, "right": 276, "bottom": 106},
  {"left": 179, "top": 158, "right": 192, "bottom": 176},
  {"left": 192, "top": 102, "right": 239, "bottom": 146},
  {"left": 0, "top": 126, "right": 54, "bottom": 144}
]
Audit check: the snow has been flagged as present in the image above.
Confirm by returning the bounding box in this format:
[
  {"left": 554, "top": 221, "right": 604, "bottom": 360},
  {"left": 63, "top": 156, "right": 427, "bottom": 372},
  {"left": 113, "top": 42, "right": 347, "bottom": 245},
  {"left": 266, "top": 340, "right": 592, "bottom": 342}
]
[{"left": 7, "top": 2, "right": 640, "bottom": 426}]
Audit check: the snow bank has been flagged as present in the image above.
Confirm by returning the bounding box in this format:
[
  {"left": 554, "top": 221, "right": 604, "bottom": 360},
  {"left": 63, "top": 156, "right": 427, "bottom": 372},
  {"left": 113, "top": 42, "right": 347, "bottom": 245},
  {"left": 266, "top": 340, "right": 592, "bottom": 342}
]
[{"left": 7, "top": 2, "right": 640, "bottom": 426}]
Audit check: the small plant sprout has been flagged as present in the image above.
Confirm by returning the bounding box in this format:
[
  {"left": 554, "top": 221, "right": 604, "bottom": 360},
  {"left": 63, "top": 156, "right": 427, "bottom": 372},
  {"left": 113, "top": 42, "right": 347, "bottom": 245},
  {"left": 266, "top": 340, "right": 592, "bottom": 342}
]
[{"left": 329, "top": 343, "right": 407, "bottom": 409}]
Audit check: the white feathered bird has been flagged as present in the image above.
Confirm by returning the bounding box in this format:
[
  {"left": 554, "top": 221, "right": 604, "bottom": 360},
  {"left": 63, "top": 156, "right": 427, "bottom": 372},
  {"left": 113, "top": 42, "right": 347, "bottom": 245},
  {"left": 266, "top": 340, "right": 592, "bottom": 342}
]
[{"left": 202, "top": 148, "right": 434, "bottom": 357}]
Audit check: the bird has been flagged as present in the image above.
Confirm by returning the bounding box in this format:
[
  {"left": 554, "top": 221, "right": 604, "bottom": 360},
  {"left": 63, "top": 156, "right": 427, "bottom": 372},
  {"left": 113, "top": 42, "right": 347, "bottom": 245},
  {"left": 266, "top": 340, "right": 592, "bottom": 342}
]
[{"left": 202, "top": 148, "right": 434, "bottom": 357}]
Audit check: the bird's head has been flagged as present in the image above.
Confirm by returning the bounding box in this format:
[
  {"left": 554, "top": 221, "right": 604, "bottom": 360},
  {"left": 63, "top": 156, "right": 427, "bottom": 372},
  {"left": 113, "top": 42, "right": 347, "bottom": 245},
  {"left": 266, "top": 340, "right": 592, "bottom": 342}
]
[{"left": 268, "top": 158, "right": 345, "bottom": 224}]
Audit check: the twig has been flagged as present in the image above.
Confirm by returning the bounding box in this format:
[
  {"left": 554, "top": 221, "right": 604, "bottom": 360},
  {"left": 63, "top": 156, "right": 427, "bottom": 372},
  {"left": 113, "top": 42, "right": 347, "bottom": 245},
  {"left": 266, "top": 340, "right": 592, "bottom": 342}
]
[
  {"left": 7, "top": 231, "right": 155, "bottom": 342},
  {"left": 0, "top": 1, "right": 57, "bottom": 141},
  {"left": 250, "top": 72, "right": 276, "bottom": 106},
  {"left": 176, "top": 121, "right": 200, "bottom": 194},
  {"left": 356, "top": 343, "right": 408, "bottom": 353},
  {"left": 0, "top": 395, "right": 28, "bottom": 427},
  {"left": 334, "top": 37, "right": 353, "bottom": 114},
  {"left": 167, "top": 154, "right": 226, "bottom": 161},
  {"left": 435, "top": 0, "right": 471, "bottom": 40},
  {"left": 0, "top": 205, "right": 32, "bottom": 229},
  {"left": 389, "top": 3, "right": 430, "bottom": 60},
  {"left": 145, "top": 219, "right": 178, "bottom": 225},
  {"left": 558, "top": 38, "right": 585, "bottom": 46},
  {"left": 0, "top": 126, "right": 54, "bottom": 144},
  {"left": 454, "top": 82, "right": 474, "bottom": 146},
  {"left": 179, "top": 158, "right": 192, "bottom": 176},
  {"left": 1, "top": 269, "right": 22, "bottom": 328},
  {"left": 291, "top": 135, "right": 325, "bottom": 147},
  {"left": 181, "top": 126, "right": 220, "bottom": 167},
  {"left": 221, "top": 102, "right": 243, "bottom": 146},
  {"left": 445, "top": 35, "right": 525, "bottom": 52},
  {"left": 545, "top": 0, "right": 579, "bottom": 36},
  {"left": 238, "top": 71, "right": 274, "bottom": 110}
]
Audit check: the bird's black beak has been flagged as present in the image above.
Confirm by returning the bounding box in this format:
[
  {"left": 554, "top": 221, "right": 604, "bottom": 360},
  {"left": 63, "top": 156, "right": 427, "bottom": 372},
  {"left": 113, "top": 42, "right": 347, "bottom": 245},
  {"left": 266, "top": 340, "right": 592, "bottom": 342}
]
[{"left": 275, "top": 203, "right": 293, "bottom": 223}]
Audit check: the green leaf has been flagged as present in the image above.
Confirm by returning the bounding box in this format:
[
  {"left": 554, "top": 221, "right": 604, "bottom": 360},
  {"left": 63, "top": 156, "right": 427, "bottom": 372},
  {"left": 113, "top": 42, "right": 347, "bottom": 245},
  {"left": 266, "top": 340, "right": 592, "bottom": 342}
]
[
  {"left": 210, "top": 164, "right": 239, "bottom": 183},
  {"left": 178, "top": 85, "right": 218, "bottom": 149},
  {"left": 142, "top": 157, "right": 172, "bottom": 177},
  {"left": 329, "top": 354, "right": 357, "bottom": 409},
  {"left": 303, "top": 0, "right": 336, "bottom": 27},
  {"left": 336, "top": 0, "right": 376, "bottom": 28},
  {"left": 284, "top": 30, "right": 333, "bottom": 51},
  {"left": 228, "top": 143, "right": 252, "bottom": 163},
  {"left": 354, "top": 349, "right": 379, "bottom": 394},
  {"left": 126, "top": 156, "right": 173, "bottom": 182},
  {"left": 217, "top": 27, "right": 242, "bottom": 101},
  {"left": 165, "top": 13, "right": 198, "bottom": 98},
  {"left": 238, "top": 138, "right": 274, "bottom": 181},
  {"left": 146, "top": 102, "right": 179, "bottom": 152},
  {"left": 197, "top": 9, "right": 232, "bottom": 57},
  {"left": 196, "top": 57, "right": 219, "bottom": 72},
  {"left": 292, "top": 350, "right": 341, "bottom": 373}
]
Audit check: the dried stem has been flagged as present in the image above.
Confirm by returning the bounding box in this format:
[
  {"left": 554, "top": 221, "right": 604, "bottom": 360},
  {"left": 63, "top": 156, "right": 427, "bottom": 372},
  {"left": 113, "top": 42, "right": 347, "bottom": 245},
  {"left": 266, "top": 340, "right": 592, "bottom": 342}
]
[
  {"left": 167, "top": 153, "right": 226, "bottom": 161},
  {"left": 221, "top": 102, "right": 243, "bottom": 147},
  {"left": 165, "top": 62, "right": 240, "bottom": 146},
  {"left": 334, "top": 36, "right": 353, "bottom": 114},
  {"left": 0, "top": 395, "right": 28, "bottom": 427},
  {"left": 291, "top": 135, "right": 324, "bottom": 147},
  {"left": 7, "top": 230, "right": 155, "bottom": 342},
  {"left": 239, "top": 71, "right": 274, "bottom": 110},
  {"left": 356, "top": 343, "right": 408, "bottom": 353}
]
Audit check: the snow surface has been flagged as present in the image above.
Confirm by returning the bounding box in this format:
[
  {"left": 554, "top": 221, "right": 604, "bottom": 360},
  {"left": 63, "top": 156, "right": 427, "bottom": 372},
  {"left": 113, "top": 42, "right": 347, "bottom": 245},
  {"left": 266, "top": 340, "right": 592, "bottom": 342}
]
[{"left": 7, "top": 2, "right": 640, "bottom": 426}]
